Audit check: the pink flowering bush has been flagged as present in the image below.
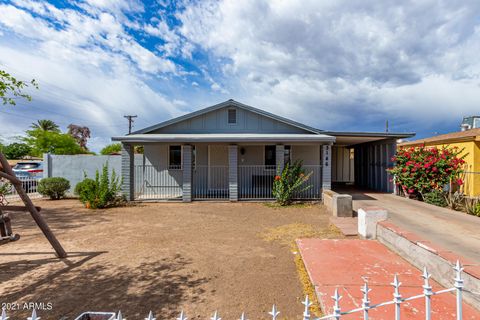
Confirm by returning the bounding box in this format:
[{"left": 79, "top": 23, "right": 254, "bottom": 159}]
[{"left": 388, "top": 145, "right": 466, "bottom": 197}]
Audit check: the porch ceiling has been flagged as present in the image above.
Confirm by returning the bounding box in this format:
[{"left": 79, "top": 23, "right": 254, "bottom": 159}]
[{"left": 112, "top": 133, "right": 336, "bottom": 143}]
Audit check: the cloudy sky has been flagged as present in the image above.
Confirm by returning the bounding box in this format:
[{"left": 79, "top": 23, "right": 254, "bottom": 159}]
[{"left": 1, "top": 0, "right": 480, "bottom": 152}]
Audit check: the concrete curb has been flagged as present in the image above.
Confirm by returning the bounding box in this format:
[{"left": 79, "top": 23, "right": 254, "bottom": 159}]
[{"left": 377, "top": 221, "right": 480, "bottom": 310}]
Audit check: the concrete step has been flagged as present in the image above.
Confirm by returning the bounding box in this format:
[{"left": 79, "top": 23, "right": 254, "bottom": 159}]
[
  {"left": 377, "top": 221, "right": 480, "bottom": 310},
  {"left": 297, "top": 238, "right": 479, "bottom": 319}
]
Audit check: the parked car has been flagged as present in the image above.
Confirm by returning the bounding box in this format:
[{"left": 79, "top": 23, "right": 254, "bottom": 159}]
[{"left": 12, "top": 162, "right": 43, "bottom": 193}]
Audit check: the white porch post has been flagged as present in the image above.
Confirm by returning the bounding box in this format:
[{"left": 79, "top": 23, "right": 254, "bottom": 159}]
[
  {"left": 322, "top": 144, "right": 332, "bottom": 190},
  {"left": 182, "top": 145, "right": 192, "bottom": 202},
  {"left": 276, "top": 145, "right": 285, "bottom": 172},
  {"left": 121, "top": 143, "right": 134, "bottom": 201},
  {"left": 228, "top": 145, "right": 238, "bottom": 201}
]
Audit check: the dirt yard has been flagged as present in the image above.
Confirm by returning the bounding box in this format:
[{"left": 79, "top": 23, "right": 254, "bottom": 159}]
[{"left": 0, "top": 200, "right": 340, "bottom": 319}]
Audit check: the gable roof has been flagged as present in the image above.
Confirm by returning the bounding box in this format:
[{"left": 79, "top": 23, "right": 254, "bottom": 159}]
[
  {"left": 399, "top": 128, "right": 480, "bottom": 146},
  {"left": 132, "top": 99, "right": 323, "bottom": 135}
]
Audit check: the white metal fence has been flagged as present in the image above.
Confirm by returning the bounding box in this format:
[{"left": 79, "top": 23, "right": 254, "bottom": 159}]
[
  {"left": 0, "top": 176, "right": 42, "bottom": 204},
  {"left": 238, "top": 165, "right": 322, "bottom": 200},
  {"left": 193, "top": 165, "right": 229, "bottom": 200},
  {"left": 134, "top": 165, "right": 183, "bottom": 200},
  {"left": 1, "top": 261, "right": 467, "bottom": 320}
]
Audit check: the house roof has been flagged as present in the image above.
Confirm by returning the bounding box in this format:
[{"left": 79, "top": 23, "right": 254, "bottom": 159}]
[
  {"left": 112, "top": 133, "right": 336, "bottom": 143},
  {"left": 132, "top": 99, "right": 323, "bottom": 135},
  {"left": 399, "top": 128, "right": 480, "bottom": 147}
]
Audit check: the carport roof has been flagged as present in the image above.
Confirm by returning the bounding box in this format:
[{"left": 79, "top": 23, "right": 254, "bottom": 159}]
[
  {"left": 112, "top": 133, "right": 336, "bottom": 143},
  {"left": 324, "top": 131, "right": 416, "bottom": 146}
]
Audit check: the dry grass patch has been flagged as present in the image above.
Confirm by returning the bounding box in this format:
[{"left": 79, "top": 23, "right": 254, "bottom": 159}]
[
  {"left": 260, "top": 222, "right": 343, "bottom": 317},
  {"left": 260, "top": 223, "right": 342, "bottom": 247}
]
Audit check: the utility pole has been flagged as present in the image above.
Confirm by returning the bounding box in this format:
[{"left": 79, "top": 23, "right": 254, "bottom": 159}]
[
  {"left": 385, "top": 120, "right": 389, "bottom": 133},
  {"left": 124, "top": 115, "right": 137, "bottom": 134}
]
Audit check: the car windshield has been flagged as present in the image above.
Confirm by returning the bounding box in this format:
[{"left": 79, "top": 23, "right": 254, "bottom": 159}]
[{"left": 14, "top": 163, "right": 41, "bottom": 170}]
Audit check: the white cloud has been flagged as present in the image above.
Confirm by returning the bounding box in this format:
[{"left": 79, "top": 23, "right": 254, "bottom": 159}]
[{"left": 177, "top": 0, "right": 480, "bottom": 133}]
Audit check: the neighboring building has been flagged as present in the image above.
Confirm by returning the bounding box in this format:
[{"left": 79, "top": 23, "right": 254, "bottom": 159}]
[
  {"left": 399, "top": 128, "right": 480, "bottom": 196},
  {"left": 112, "top": 99, "right": 414, "bottom": 201}
]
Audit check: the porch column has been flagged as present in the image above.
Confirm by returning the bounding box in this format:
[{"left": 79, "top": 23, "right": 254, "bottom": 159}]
[
  {"left": 121, "top": 143, "right": 134, "bottom": 201},
  {"left": 228, "top": 145, "right": 238, "bottom": 201},
  {"left": 182, "top": 145, "right": 192, "bottom": 202},
  {"left": 276, "top": 145, "right": 285, "bottom": 172},
  {"left": 322, "top": 144, "right": 332, "bottom": 190}
]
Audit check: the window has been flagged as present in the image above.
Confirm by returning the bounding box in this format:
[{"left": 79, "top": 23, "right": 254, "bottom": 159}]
[
  {"left": 264, "top": 145, "right": 276, "bottom": 166},
  {"left": 169, "top": 145, "right": 182, "bottom": 169},
  {"left": 228, "top": 108, "right": 237, "bottom": 124},
  {"left": 284, "top": 145, "right": 291, "bottom": 164}
]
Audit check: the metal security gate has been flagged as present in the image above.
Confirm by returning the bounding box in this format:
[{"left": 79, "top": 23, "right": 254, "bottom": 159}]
[
  {"left": 238, "top": 165, "right": 276, "bottom": 199},
  {"left": 134, "top": 165, "right": 183, "bottom": 200},
  {"left": 192, "top": 165, "right": 229, "bottom": 200}
]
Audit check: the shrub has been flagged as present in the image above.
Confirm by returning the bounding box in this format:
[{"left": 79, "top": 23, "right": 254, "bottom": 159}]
[
  {"left": 422, "top": 190, "right": 447, "bottom": 207},
  {"left": 37, "top": 177, "right": 70, "bottom": 200},
  {"left": 75, "top": 163, "right": 123, "bottom": 209},
  {"left": 388, "top": 145, "right": 466, "bottom": 197},
  {"left": 100, "top": 143, "right": 121, "bottom": 155},
  {"left": 465, "top": 197, "right": 480, "bottom": 217},
  {"left": 272, "top": 160, "right": 312, "bottom": 206}
]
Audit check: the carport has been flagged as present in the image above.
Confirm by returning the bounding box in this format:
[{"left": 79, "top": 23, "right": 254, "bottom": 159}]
[{"left": 325, "top": 132, "right": 415, "bottom": 193}]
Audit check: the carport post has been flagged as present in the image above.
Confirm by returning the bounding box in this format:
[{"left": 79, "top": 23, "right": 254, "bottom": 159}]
[
  {"left": 121, "top": 143, "right": 135, "bottom": 201},
  {"left": 182, "top": 145, "right": 193, "bottom": 202},
  {"left": 322, "top": 144, "right": 332, "bottom": 190},
  {"left": 228, "top": 145, "right": 238, "bottom": 201}
]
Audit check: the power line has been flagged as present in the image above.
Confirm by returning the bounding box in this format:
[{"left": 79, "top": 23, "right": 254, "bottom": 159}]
[{"left": 124, "top": 115, "right": 137, "bottom": 134}]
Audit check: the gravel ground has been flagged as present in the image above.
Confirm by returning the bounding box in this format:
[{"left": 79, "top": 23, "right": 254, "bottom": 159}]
[{"left": 0, "top": 199, "right": 338, "bottom": 319}]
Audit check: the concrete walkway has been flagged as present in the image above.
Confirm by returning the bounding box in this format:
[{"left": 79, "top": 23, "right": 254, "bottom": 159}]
[
  {"left": 297, "top": 239, "right": 480, "bottom": 319},
  {"left": 345, "top": 190, "right": 480, "bottom": 263}
]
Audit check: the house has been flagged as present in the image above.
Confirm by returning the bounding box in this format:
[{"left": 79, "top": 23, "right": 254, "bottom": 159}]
[
  {"left": 112, "top": 100, "right": 414, "bottom": 201},
  {"left": 399, "top": 127, "right": 480, "bottom": 196}
]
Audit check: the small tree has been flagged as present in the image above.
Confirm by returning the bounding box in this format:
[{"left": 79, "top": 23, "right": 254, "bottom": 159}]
[
  {"left": 25, "top": 129, "right": 86, "bottom": 156},
  {"left": 3, "top": 142, "right": 31, "bottom": 159},
  {"left": 67, "top": 124, "right": 91, "bottom": 150},
  {"left": 272, "top": 160, "right": 312, "bottom": 206},
  {"left": 388, "top": 145, "right": 466, "bottom": 197}
]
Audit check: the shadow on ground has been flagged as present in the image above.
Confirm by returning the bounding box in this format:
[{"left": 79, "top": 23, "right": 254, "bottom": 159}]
[{"left": 1, "top": 252, "right": 208, "bottom": 319}]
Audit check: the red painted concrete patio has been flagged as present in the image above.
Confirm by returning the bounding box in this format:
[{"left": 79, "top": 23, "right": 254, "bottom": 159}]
[{"left": 297, "top": 239, "right": 479, "bottom": 319}]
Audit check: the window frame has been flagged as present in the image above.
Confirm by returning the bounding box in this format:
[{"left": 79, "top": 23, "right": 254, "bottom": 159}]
[
  {"left": 227, "top": 108, "right": 237, "bottom": 125},
  {"left": 264, "top": 145, "right": 276, "bottom": 168},
  {"left": 168, "top": 145, "right": 182, "bottom": 170}
]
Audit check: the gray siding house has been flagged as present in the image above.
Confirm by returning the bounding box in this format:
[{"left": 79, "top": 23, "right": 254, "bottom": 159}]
[{"left": 112, "top": 100, "right": 414, "bottom": 201}]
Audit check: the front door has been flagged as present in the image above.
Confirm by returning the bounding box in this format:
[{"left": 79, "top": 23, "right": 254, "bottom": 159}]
[{"left": 208, "top": 145, "right": 228, "bottom": 190}]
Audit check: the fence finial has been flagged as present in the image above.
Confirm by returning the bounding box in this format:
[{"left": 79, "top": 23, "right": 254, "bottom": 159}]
[
  {"left": 302, "top": 295, "right": 312, "bottom": 320},
  {"left": 27, "top": 309, "right": 39, "bottom": 320},
  {"left": 391, "top": 275, "right": 402, "bottom": 320},
  {"left": 239, "top": 312, "right": 248, "bottom": 320},
  {"left": 210, "top": 311, "right": 221, "bottom": 320},
  {"left": 176, "top": 310, "right": 187, "bottom": 320},
  {"left": 145, "top": 311, "right": 156, "bottom": 320},
  {"left": 332, "top": 288, "right": 342, "bottom": 319},
  {"left": 269, "top": 305, "right": 280, "bottom": 320},
  {"left": 116, "top": 310, "right": 124, "bottom": 320},
  {"left": 1, "top": 308, "right": 8, "bottom": 320},
  {"left": 453, "top": 260, "right": 464, "bottom": 320},
  {"left": 422, "top": 267, "right": 432, "bottom": 293}
]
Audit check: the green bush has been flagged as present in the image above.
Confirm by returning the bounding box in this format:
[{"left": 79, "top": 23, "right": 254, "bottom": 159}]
[
  {"left": 75, "top": 163, "right": 123, "bottom": 209},
  {"left": 465, "top": 197, "right": 480, "bottom": 217},
  {"left": 272, "top": 160, "right": 312, "bottom": 206},
  {"left": 422, "top": 190, "right": 447, "bottom": 207},
  {"left": 37, "top": 177, "right": 70, "bottom": 200},
  {"left": 100, "top": 143, "right": 122, "bottom": 155}
]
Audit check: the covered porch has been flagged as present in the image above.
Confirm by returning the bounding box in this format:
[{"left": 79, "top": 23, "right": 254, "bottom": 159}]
[{"left": 115, "top": 134, "right": 335, "bottom": 201}]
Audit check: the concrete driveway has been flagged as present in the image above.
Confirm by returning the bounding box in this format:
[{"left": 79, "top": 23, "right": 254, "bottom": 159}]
[{"left": 346, "top": 191, "right": 480, "bottom": 264}]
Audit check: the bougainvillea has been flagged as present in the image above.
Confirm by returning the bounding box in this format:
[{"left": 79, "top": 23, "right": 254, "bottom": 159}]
[{"left": 388, "top": 145, "right": 466, "bottom": 196}]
